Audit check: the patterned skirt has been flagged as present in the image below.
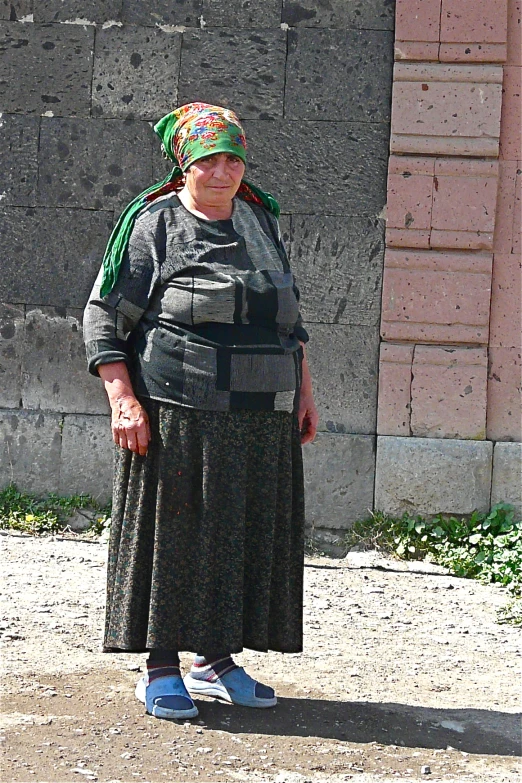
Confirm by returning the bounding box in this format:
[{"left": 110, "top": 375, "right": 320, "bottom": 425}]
[{"left": 103, "top": 398, "right": 305, "bottom": 655}]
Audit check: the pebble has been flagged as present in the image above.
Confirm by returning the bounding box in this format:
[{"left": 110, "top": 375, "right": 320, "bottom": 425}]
[{"left": 421, "top": 765, "right": 431, "bottom": 774}]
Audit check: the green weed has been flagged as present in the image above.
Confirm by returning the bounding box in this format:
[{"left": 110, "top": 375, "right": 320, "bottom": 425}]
[{"left": 0, "top": 483, "right": 110, "bottom": 536}]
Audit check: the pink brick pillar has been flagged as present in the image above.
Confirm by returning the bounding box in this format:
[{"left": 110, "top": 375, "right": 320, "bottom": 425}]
[{"left": 376, "top": 0, "right": 520, "bottom": 515}]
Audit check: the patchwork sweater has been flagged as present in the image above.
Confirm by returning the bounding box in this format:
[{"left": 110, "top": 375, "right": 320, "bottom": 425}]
[{"left": 83, "top": 194, "right": 308, "bottom": 413}]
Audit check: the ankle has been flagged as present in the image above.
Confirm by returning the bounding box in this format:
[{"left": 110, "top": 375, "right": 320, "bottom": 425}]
[{"left": 192, "top": 654, "right": 237, "bottom": 680}]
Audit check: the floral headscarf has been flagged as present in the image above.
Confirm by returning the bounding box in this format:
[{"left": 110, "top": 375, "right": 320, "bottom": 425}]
[
  {"left": 99, "top": 103, "right": 279, "bottom": 298},
  {"left": 154, "top": 102, "right": 247, "bottom": 170}
]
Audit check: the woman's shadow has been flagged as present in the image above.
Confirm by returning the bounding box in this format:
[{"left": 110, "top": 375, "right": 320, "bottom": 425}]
[{"left": 195, "top": 696, "right": 521, "bottom": 757}]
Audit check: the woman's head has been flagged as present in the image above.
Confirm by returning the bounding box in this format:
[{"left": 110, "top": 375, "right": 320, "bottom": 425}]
[{"left": 154, "top": 102, "right": 247, "bottom": 172}]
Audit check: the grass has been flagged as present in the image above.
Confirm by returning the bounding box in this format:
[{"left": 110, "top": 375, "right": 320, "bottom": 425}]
[{"left": 0, "top": 483, "right": 111, "bottom": 536}]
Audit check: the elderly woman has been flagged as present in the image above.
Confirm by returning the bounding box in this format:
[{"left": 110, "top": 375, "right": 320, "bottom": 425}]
[{"left": 83, "top": 103, "right": 318, "bottom": 721}]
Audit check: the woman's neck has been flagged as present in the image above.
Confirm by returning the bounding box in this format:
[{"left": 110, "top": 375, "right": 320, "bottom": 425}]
[{"left": 177, "top": 186, "right": 234, "bottom": 221}]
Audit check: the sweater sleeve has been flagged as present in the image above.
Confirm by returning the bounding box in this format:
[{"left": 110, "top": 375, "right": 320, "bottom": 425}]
[
  {"left": 271, "top": 212, "right": 310, "bottom": 345},
  {"left": 83, "top": 220, "right": 160, "bottom": 376}
]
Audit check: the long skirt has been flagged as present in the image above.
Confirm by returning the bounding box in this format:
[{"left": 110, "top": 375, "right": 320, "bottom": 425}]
[{"left": 103, "top": 398, "right": 305, "bottom": 655}]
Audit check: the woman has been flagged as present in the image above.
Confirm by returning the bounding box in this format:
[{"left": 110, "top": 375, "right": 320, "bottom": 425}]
[{"left": 83, "top": 103, "right": 318, "bottom": 721}]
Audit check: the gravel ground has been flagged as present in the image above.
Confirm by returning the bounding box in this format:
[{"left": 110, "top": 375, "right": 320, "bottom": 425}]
[{"left": 1, "top": 532, "right": 520, "bottom": 783}]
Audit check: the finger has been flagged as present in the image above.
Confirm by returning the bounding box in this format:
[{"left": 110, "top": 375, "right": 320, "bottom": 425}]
[
  {"left": 136, "top": 425, "right": 149, "bottom": 456},
  {"left": 126, "top": 430, "right": 138, "bottom": 453},
  {"left": 118, "top": 430, "right": 129, "bottom": 451}
]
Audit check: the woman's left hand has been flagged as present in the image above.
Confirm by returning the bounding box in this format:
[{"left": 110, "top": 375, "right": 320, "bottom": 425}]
[{"left": 298, "top": 392, "right": 319, "bottom": 445}]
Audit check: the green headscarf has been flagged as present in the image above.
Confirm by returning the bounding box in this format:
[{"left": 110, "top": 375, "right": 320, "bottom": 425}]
[{"left": 99, "top": 103, "right": 280, "bottom": 298}]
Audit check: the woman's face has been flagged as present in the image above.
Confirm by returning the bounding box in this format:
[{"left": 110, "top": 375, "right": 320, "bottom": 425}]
[{"left": 184, "top": 152, "right": 245, "bottom": 207}]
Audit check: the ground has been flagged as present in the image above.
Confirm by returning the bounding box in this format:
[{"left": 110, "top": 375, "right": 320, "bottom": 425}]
[{"left": 1, "top": 532, "right": 520, "bottom": 783}]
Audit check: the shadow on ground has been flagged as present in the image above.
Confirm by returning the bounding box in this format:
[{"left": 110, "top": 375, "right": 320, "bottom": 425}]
[{"left": 197, "top": 695, "right": 521, "bottom": 756}]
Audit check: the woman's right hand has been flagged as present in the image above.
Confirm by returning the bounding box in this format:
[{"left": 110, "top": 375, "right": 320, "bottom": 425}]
[
  {"left": 97, "top": 361, "right": 151, "bottom": 456},
  {"left": 110, "top": 395, "right": 151, "bottom": 456}
]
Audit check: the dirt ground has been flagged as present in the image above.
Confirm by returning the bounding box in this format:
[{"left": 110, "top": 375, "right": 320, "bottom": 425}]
[{"left": 1, "top": 531, "right": 520, "bottom": 783}]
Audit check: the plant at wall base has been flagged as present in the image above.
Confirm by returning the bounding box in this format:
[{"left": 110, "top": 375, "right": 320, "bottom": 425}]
[
  {"left": 346, "top": 503, "right": 522, "bottom": 625},
  {"left": 0, "top": 483, "right": 111, "bottom": 536}
]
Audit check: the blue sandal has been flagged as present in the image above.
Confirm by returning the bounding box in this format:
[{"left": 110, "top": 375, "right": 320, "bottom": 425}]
[
  {"left": 183, "top": 666, "right": 277, "bottom": 708},
  {"left": 135, "top": 674, "right": 199, "bottom": 720}
]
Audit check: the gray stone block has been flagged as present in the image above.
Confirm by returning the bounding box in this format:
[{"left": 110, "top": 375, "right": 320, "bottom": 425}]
[
  {"left": 121, "top": 0, "right": 202, "bottom": 27},
  {"left": 303, "top": 433, "right": 376, "bottom": 529},
  {"left": 0, "top": 207, "right": 113, "bottom": 307},
  {"left": 278, "top": 213, "right": 291, "bottom": 258},
  {"left": 21, "top": 306, "right": 110, "bottom": 414},
  {"left": 0, "top": 111, "right": 38, "bottom": 206},
  {"left": 243, "top": 120, "right": 389, "bottom": 215},
  {"left": 34, "top": 0, "right": 121, "bottom": 23},
  {"left": 0, "top": 1, "right": 32, "bottom": 21},
  {"left": 0, "top": 409, "right": 62, "bottom": 494},
  {"left": 201, "top": 0, "right": 282, "bottom": 27},
  {"left": 60, "top": 414, "right": 113, "bottom": 503},
  {"left": 179, "top": 29, "right": 286, "bottom": 120},
  {"left": 291, "top": 215, "right": 384, "bottom": 326},
  {"left": 0, "top": 21, "right": 93, "bottom": 116},
  {"left": 375, "top": 436, "right": 494, "bottom": 517},
  {"left": 92, "top": 26, "right": 182, "bottom": 120},
  {"left": 286, "top": 28, "right": 393, "bottom": 122},
  {"left": 491, "top": 442, "right": 522, "bottom": 517},
  {"left": 38, "top": 117, "right": 153, "bottom": 210},
  {"left": 282, "top": 0, "right": 395, "bottom": 30},
  {"left": 305, "top": 323, "right": 379, "bottom": 435},
  {"left": 0, "top": 303, "right": 24, "bottom": 408}
]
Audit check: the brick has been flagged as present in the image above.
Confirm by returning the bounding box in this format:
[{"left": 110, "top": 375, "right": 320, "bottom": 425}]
[
  {"left": 441, "top": 0, "right": 508, "bottom": 44},
  {"left": 513, "top": 163, "right": 522, "bottom": 254},
  {"left": 282, "top": 0, "right": 395, "bottom": 30},
  {"left": 395, "top": 0, "right": 441, "bottom": 43},
  {"left": 439, "top": 43, "right": 508, "bottom": 62},
  {"left": 500, "top": 66, "right": 522, "bottom": 160},
  {"left": 430, "top": 228, "right": 494, "bottom": 250},
  {"left": 487, "top": 347, "right": 522, "bottom": 441},
  {"left": 92, "top": 26, "right": 181, "bottom": 121},
  {"left": 121, "top": 0, "right": 202, "bottom": 27},
  {"left": 290, "top": 215, "right": 385, "bottom": 326},
  {"left": 0, "top": 0, "right": 32, "bottom": 21},
  {"left": 394, "top": 62, "right": 504, "bottom": 83},
  {"left": 303, "top": 433, "right": 376, "bottom": 529},
  {"left": 21, "top": 307, "right": 110, "bottom": 414},
  {"left": 34, "top": 0, "right": 121, "bottom": 22},
  {"left": 59, "top": 414, "right": 113, "bottom": 503},
  {"left": 507, "top": 0, "right": 521, "bottom": 66},
  {"left": 432, "top": 174, "right": 498, "bottom": 233},
  {"left": 179, "top": 29, "right": 286, "bottom": 120},
  {"left": 490, "top": 253, "right": 522, "bottom": 348},
  {"left": 390, "top": 134, "right": 500, "bottom": 157},
  {"left": 434, "top": 157, "right": 499, "bottom": 175},
  {"left": 0, "top": 21, "right": 93, "bottom": 116},
  {"left": 384, "top": 248, "right": 493, "bottom": 273},
  {"left": 0, "top": 303, "right": 24, "bottom": 408},
  {"left": 391, "top": 81, "right": 503, "bottom": 139},
  {"left": 387, "top": 173, "right": 433, "bottom": 230},
  {"left": 388, "top": 155, "right": 435, "bottom": 175},
  {"left": 375, "top": 436, "right": 493, "bottom": 516},
  {"left": 203, "top": 0, "right": 281, "bottom": 27},
  {"left": 386, "top": 228, "right": 431, "bottom": 248},
  {"left": 0, "top": 409, "right": 62, "bottom": 494},
  {"left": 0, "top": 113, "right": 38, "bottom": 206},
  {"left": 494, "top": 160, "right": 518, "bottom": 253},
  {"left": 285, "top": 28, "right": 394, "bottom": 123},
  {"left": 305, "top": 324, "right": 380, "bottom": 435},
  {"left": 491, "top": 443, "right": 522, "bottom": 515},
  {"left": 410, "top": 345, "right": 488, "bottom": 439},
  {"left": 243, "top": 119, "right": 389, "bottom": 215},
  {"left": 380, "top": 250, "right": 492, "bottom": 344},
  {"left": 377, "top": 342, "right": 413, "bottom": 436},
  {"left": 395, "top": 41, "right": 440, "bottom": 61},
  {"left": 38, "top": 117, "right": 153, "bottom": 210},
  {"left": 0, "top": 207, "right": 113, "bottom": 307}
]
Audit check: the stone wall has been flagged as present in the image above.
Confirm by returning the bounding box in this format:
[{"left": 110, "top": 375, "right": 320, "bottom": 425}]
[
  {"left": 376, "top": 0, "right": 522, "bottom": 518},
  {"left": 0, "top": 1, "right": 395, "bottom": 532}
]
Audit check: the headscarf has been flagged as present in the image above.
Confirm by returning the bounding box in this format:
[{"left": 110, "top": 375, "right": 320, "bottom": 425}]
[{"left": 99, "top": 102, "right": 280, "bottom": 298}]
